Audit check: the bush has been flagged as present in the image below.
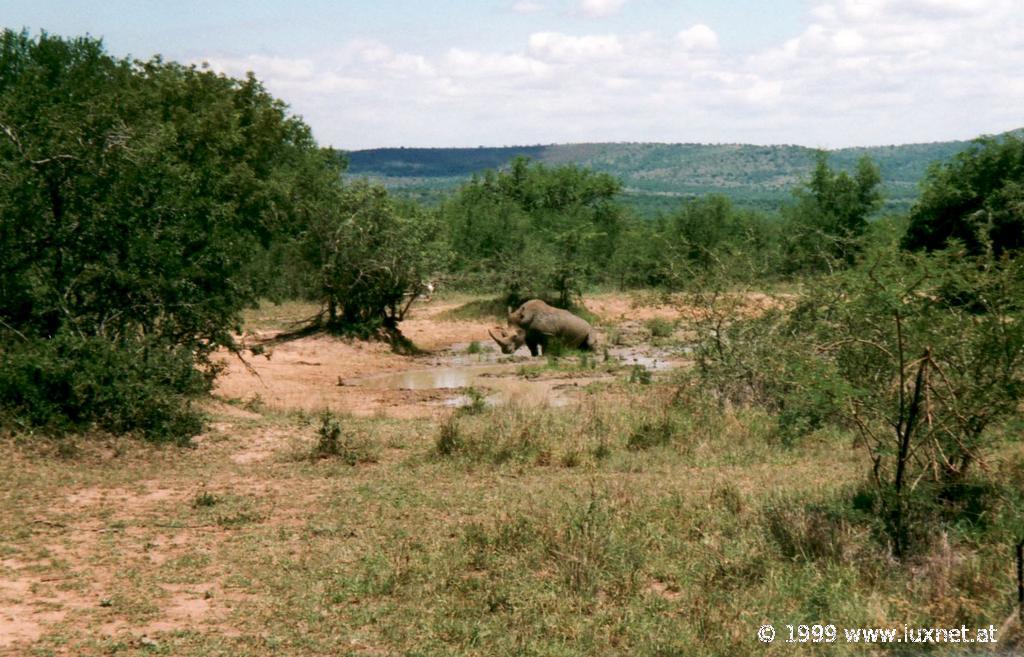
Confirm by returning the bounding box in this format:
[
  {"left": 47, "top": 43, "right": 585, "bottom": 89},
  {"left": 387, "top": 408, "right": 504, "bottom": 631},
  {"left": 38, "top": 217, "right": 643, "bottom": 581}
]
[
  {"left": 313, "top": 412, "right": 378, "bottom": 465},
  {"left": 644, "top": 317, "right": 677, "bottom": 338},
  {"left": 0, "top": 333, "right": 208, "bottom": 443},
  {"left": 625, "top": 414, "right": 674, "bottom": 450},
  {"left": 693, "top": 247, "right": 1024, "bottom": 557}
]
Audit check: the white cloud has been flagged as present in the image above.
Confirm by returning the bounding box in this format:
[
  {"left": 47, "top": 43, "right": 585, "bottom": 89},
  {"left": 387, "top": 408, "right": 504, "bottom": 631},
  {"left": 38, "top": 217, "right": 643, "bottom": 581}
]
[
  {"left": 510, "top": 1, "right": 545, "bottom": 13},
  {"left": 528, "top": 32, "right": 624, "bottom": 62},
  {"left": 677, "top": 24, "right": 719, "bottom": 51},
  {"left": 446, "top": 48, "right": 549, "bottom": 78},
  {"left": 578, "top": 0, "right": 627, "bottom": 18},
  {"left": 195, "top": 0, "right": 1024, "bottom": 149}
]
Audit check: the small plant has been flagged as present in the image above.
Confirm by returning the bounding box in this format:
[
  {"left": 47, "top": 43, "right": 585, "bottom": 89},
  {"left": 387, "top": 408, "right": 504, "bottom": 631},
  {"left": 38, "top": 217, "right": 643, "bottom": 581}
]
[
  {"left": 544, "top": 337, "right": 570, "bottom": 361},
  {"left": 242, "top": 395, "right": 266, "bottom": 413},
  {"left": 55, "top": 438, "right": 79, "bottom": 459},
  {"left": 626, "top": 415, "right": 674, "bottom": 450},
  {"left": 192, "top": 490, "right": 219, "bottom": 508},
  {"left": 458, "top": 387, "right": 488, "bottom": 415},
  {"left": 435, "top": 415, "right": 464, "bottom": 455},
  {"left": 466, "top": 341, "right": 482, "bottom": 355},
  {"left": 315, "top": 412, "right": 343, "bottom": 456},
  {"left": 592, "top": 438, "right": 612, "bottom": 461},
  {"left": 313, "top": 412, "right": 377, "bottom": 465},
  {"left": 645, "top": 317, "right": 677, "bottom": 338},
  {"left": 517, "top": 365, "right": 543, "bottom": 379},
  {"left": 711, "top": 482, "right": 744, "bottom": 516},
  {"left": 628, "top": 364, "right": 652, "bottom": 385},
  {"left": 560, "top": 450, "right": 581, "bottom": 468}
]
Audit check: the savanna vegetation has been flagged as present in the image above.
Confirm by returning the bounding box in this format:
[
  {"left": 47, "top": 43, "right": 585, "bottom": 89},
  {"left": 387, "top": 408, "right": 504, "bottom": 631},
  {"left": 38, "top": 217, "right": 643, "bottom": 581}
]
[{"left": 1, "top": 29, "right": 1023, "bottom": 656}]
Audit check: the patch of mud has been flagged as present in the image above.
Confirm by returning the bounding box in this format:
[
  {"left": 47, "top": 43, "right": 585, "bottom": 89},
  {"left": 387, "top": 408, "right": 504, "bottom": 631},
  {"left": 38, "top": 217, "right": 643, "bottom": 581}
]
[
  {"left": 607, "top": 346, "right": 683, "bottom": 371},
  {"left": 214, "top": 294, "right": 693, "bottom": 419},
  {"left": 347, "top": 362, "right": 615, "bottom": 409}
]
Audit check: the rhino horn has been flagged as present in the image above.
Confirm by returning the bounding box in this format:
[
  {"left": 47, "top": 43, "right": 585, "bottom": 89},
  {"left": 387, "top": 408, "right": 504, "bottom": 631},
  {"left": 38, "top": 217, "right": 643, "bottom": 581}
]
[{"left": 489, "top": 327, "right": 509, "bottom": 345}]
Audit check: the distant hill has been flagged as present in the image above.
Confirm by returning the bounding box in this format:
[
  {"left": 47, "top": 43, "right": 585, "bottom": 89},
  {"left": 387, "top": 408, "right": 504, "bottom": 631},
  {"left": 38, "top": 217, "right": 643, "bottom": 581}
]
[{"left": 343, "top": 137, "right": 991, "bottom": 215}]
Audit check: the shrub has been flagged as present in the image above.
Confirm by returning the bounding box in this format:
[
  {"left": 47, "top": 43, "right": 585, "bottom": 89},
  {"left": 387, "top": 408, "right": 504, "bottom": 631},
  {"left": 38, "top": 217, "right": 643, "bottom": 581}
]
[
  {"left": 628, "top": 364, "right": 653, "bottom": 385},
  {"left": 313, "top": 412, "right": 377, "bottom": 465},
  {"left": 694, "top": 247, "right": 1024, "bottom": 557},
  {"left": 645, "top": 317, "right": 677, "bottom": 338},
  {"left": 0, "top": 333, "right": 208, "bottom": 443},
  {"left": 626, "top": 414, "right": 674, "bottom": 450},
  {"left": 435, "top": 415, "right": 464, "bottom": 456}
]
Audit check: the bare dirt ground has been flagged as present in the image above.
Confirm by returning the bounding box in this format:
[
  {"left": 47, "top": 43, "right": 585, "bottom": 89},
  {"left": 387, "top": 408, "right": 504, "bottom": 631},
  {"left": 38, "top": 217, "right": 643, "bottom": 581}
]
[
  {"left": 1, "top": 292, "right": 813, "bottom": 655},
  {"left": 214, "top": 297, "right": 508, "bottom": 419},
  {"left": 213, "top": 293, "right": 719, "bottom": 420}
]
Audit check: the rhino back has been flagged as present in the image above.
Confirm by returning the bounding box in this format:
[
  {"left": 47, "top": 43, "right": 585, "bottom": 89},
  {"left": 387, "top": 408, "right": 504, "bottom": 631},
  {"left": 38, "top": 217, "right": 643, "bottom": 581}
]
[{"left": 534, "top": 308, "right": 591, "bottom": 345}]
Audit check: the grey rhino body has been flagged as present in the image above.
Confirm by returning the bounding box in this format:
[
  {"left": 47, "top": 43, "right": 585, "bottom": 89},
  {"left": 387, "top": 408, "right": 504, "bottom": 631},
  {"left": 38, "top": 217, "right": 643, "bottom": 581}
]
[{"left": 489, "top": 299, "right": 595, "bottom": 356}]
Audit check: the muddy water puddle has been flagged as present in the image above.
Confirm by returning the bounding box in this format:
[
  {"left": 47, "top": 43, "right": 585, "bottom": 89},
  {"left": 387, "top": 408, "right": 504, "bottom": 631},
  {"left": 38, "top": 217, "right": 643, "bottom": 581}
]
[
  {"left": 345, "top": 345, "right": 684, "bottom": 410},
  {"left": 347, "top": 363, "right": 602, "bottom": 408}
]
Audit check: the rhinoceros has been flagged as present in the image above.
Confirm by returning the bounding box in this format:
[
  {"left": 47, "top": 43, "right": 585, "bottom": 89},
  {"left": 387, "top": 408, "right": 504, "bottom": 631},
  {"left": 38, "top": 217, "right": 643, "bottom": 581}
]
[{"left": 488, "top": 299, "right": 595, "bottom": 356}]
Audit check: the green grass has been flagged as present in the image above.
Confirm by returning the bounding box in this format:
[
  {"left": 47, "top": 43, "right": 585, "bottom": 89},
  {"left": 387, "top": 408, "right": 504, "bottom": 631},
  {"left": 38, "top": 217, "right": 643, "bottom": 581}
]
[{"left": 1, "top": 368, "right": 1021, "bottom": 655}]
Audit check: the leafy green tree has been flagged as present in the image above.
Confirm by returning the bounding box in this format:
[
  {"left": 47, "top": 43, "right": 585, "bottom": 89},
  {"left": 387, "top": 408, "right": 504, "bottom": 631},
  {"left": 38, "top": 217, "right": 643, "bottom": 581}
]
[
  {"left": 784, "top": 152, "right": 882, "bottom": 272},
  {"left": 441, "top": 157, "right": 624, "bottom": 304},
  {"left": 0, "top": 30, "right": 338, "bottom": 439},
  {"left": 0, "top": 30, "right": 320, "bottom": 355},
  {"left": 903, "top": 134, "right": 1024, "bottom": 255},
  {"left": 307, "top": 180, "right": 446, "bottom": 337},
  {"left": 655, "top": 194, "right": 781, "bottom": 286}
]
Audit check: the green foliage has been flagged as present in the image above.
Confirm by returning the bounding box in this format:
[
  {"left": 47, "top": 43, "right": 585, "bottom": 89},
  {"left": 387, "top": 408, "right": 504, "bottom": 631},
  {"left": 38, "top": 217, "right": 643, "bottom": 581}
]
[
  {"left": 441, "top": 157, "right": 624, "bottom": 302},
  {"left": 903, "top": 134, "right": 1024, "bottom": 255},
  {"left": 625, "top": 414, "right": 674, "bottom": 450},
  {"left": 0, "top": 30, "right": 341, "bottom": 440},
  {"left": 799, "top": 250, "right": 1024, "bottom": 554},
  {"left": 435, "top": 415, "right": 464, "bottom": 456},
  {"left": 0, "top": 30, "right": 320, "bottom": 354},
  {"left": 0, "top": 332, "right": 207, "bottom": 442},
  {"left": 459, "top": 387, "right": 488, "bottom": 415},
  {"left": 644, "top": 317, "right": 677, "bottom": 338},
  {"left": 308, "top": 180, "right": 447, "bottom": 334},
  {"left": 628, "top": 364, "right": 653, "bottom": 385},
  {"left": 694, "top": 246, "right": 1024, "bottom": 555},
  {"left": 783, "top": 152, "right": 883, "bottom": 273},
  {"left": 313, "top": 411, "right": 378, "bottom": 465}
]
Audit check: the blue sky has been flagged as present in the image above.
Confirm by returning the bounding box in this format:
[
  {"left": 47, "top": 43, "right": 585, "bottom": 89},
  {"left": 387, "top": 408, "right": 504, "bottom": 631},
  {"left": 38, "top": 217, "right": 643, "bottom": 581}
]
[{"left": 5, "top": 1, "right": 1023, "bottom": 150}]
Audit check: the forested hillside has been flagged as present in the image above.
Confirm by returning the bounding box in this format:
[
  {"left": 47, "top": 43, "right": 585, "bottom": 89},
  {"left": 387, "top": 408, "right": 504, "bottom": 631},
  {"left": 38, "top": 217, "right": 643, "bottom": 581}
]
[{"left": 346, "top": 139, "right": 978, "bottom": 213}]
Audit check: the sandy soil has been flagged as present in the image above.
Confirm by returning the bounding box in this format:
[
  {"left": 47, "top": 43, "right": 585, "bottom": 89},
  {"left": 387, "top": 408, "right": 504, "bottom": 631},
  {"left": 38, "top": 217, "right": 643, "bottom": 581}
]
[
  {"left": 212, "top": 292, "right": 781, "bottom": 419},
  {"left": 0, "top": 291, "right": 827, "bottom": 654},
  {"left": 214, "top": 298, "right": 507, "bottom": 419}
]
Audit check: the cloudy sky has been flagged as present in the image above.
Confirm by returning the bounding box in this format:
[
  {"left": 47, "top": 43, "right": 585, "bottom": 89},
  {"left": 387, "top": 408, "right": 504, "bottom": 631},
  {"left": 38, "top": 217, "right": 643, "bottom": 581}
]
[{"left": 6, "top": 0, "right": 1023, "bottom": 149}]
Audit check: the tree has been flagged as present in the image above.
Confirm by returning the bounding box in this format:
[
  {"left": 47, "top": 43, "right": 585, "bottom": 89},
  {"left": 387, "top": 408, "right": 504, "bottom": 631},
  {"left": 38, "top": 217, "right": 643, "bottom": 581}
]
[
  {"left": 0, "top": 30, "right": 322, "bottom": 356},
  {"left": 655, "top": 195, "right": 780, "bottom": 286},
  {"left": 440, "top": 157, "right": 625, "bottom": 304},
  {"left": 0, "top": 30, "right": 337, "bottom": 439},
  {"left": 903, "top": 134, "right": 1024, "bottom": 255},
  {"left": 784, "top": 152, "right": 883, "bottom": 272},
  {"left": 307, "top": 180, "right": 446, "bottom": 338}
]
